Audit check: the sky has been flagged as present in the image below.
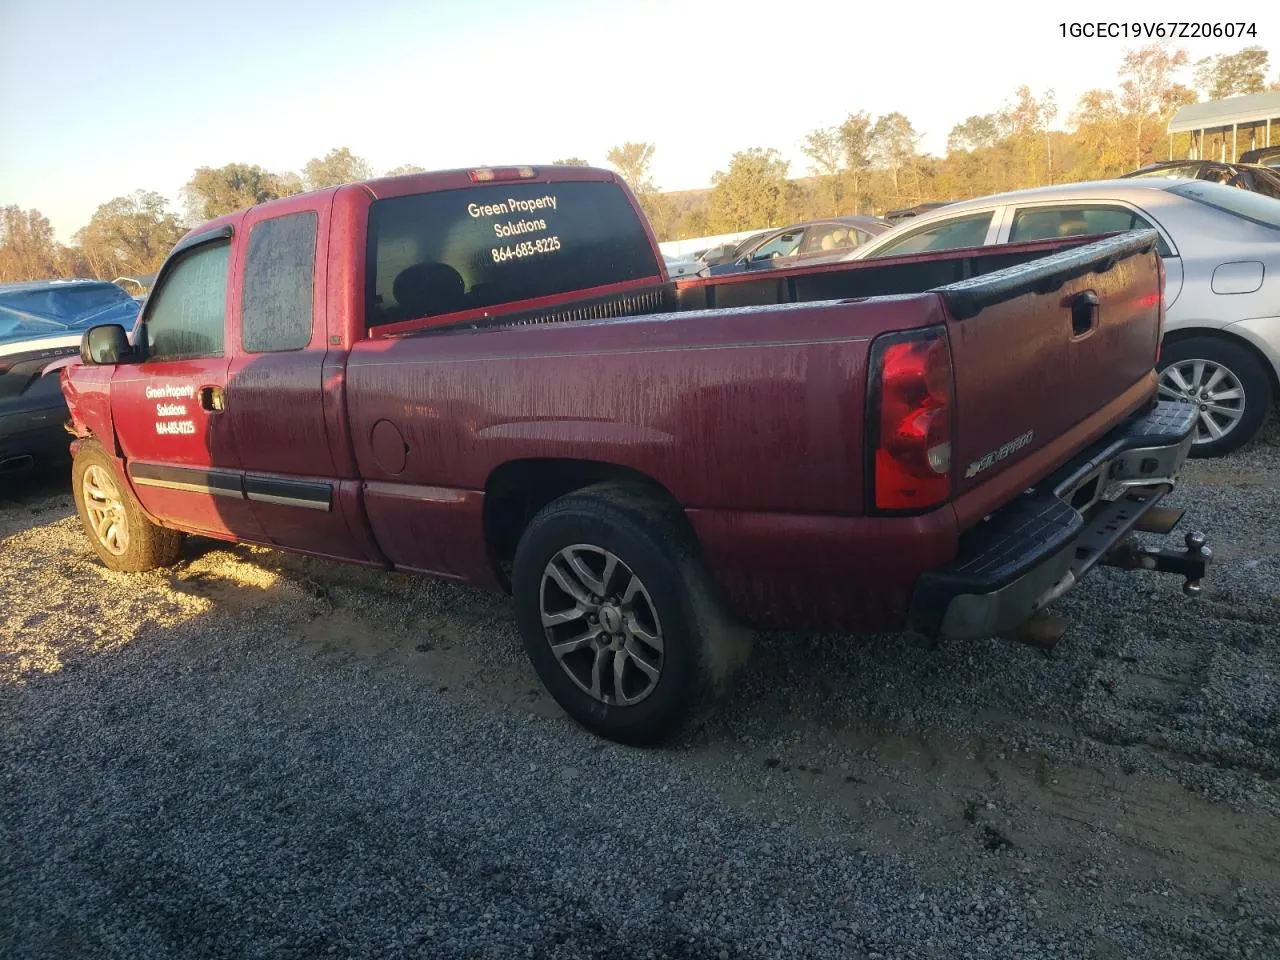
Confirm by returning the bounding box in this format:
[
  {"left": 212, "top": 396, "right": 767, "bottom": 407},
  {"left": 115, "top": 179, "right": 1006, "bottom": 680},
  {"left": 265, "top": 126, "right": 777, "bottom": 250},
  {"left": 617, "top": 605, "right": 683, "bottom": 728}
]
[{"left": 2, "top": 0, "right": 1278, "bottom": 242}]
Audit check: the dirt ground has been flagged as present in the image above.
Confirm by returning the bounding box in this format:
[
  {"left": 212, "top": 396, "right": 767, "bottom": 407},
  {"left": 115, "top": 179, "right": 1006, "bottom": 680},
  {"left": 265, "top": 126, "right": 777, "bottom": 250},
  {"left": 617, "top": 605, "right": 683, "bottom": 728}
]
[{"left": 3, "top": 432, "right": 1279, "bottom": 958}]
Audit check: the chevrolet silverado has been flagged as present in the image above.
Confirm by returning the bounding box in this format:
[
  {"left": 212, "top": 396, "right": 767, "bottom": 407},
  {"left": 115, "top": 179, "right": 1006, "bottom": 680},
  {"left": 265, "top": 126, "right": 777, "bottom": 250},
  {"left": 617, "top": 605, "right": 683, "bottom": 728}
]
[{"left": 54, "top": 164, "right": 1212, "bottom": 744}]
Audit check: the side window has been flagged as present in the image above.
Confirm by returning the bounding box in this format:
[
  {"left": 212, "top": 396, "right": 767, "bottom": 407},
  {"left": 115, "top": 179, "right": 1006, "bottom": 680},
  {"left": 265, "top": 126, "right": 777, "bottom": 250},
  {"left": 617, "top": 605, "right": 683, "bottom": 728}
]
[
  {"left": 144, "top": 241, "right": 230, "bottom": 361},
  {"left": 1009, "top": 205, "right": 1173, "bottom": 256},
  {"left": 242, "top": 212, "right": 317, "bottom": 353},
  {"left": 872, "top": 212, "right": 995, "bottom": 258},
  {"left": 801, "top": 226, "right": 859, "bottom": 255},
  {"left": 750, "top": 230, "right": 804, "bottom": 261}
]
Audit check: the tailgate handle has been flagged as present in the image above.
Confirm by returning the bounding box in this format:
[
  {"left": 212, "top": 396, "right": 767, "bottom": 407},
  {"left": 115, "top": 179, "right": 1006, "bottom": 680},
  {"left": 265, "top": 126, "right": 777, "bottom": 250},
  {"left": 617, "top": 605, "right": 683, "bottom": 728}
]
[{"left": 1068, "top": 290, "right": 1099, "bottom": 337}]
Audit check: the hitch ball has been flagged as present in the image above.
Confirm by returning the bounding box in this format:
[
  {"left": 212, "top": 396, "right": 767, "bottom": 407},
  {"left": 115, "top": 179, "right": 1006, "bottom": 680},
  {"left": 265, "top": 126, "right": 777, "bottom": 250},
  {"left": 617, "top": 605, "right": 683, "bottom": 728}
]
[{"left": 1182, "top": 530, "right": 1211, "bottom": 595}]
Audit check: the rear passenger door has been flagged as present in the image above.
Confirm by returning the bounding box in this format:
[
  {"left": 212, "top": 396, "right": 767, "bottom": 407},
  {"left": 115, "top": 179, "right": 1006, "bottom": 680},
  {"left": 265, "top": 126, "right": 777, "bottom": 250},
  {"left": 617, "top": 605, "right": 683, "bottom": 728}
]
[{"left": 225, "top": 198, "right": 373, "bottom": 561}]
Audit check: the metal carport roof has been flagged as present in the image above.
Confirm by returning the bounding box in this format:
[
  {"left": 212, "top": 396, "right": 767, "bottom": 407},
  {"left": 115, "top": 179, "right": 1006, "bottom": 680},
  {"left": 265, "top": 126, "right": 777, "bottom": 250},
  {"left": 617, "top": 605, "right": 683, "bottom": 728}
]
[{"left": 1167, "top": 92, "right": 1280, "bottom": 133}]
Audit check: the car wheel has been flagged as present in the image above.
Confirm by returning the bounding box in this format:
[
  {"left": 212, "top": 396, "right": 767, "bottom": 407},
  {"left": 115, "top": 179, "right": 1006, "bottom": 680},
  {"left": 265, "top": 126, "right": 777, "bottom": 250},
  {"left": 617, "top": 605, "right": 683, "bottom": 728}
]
[
  {"left": 72, "top": 440, "right": 184, "bottom": 572},
  {"left": 512, "top": 483, "right": 752, "bottom": 746},
  {"left": 1157, "top": 336, "right": 1274, "bottom": 458}
]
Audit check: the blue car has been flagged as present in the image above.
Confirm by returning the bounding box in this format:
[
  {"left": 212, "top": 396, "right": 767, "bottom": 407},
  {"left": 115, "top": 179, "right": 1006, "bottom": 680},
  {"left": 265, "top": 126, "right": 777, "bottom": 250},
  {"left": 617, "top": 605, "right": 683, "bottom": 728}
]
[{"left": 1, "top": 279, "right": 141, "bottom": 473}]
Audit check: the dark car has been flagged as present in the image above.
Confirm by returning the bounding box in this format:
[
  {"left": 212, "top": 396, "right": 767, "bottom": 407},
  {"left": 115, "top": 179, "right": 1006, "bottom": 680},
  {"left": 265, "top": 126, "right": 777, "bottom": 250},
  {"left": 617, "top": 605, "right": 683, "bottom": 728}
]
[
  {"left": 1238, "top": 146, "right": 1280, "bottom": 170},
  {"left": 1121, "top": 160, "right": 1280, "bottom": 200},
  {"left": 701, "top": 216, "right": 892, "bottom": 275},
  {"left": 1, "top": 279, "right": 141, "bottom": 473},
  {"left": 885, "top": 201, "right": 951, "bottom": 222},
  {"left": 694, "top": 231, "right": 773, "bottom": 269}
]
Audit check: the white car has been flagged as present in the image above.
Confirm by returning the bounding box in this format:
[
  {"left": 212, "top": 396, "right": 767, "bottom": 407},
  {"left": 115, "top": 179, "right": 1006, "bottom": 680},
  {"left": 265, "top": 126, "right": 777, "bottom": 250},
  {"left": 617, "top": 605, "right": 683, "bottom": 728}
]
[
  {"left": 662, "top": 254, "right": 701, "bottom": 278},
  {"left": 842, "top": 179, "right": 1280, "bottom": 456}
]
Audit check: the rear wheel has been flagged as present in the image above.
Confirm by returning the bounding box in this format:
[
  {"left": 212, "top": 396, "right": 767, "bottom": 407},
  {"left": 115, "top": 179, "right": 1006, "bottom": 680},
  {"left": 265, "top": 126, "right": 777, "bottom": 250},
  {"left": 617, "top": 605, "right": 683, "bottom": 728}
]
[
  {"left": 511, "top": 483, "right": 751, "bottom": 746},
  {"left": 72, "top": 441, "right": 183, "bottom": 572},
  {"left": 1157, "top": 335, "right": 1273, "bottom": 458}
]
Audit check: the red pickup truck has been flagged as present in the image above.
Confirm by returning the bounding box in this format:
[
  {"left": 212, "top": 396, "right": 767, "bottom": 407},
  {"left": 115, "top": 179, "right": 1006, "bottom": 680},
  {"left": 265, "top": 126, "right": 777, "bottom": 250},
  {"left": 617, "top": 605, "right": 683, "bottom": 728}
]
[{"left": 56, "top": 164, "right": 1211, "bottom": 744}]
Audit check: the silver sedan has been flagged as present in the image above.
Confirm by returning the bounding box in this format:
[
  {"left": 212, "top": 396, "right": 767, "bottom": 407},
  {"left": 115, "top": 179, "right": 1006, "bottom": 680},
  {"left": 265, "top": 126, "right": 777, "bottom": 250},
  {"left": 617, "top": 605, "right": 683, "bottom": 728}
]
[{"left": 844, "top": 179, "right": 1280, "bottom": 457}]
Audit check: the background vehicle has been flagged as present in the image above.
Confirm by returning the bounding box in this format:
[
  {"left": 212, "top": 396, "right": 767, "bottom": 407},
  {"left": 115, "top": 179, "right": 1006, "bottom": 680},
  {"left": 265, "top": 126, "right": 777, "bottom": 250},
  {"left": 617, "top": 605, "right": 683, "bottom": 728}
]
[
  {"left": 1239, "top": 146, "right": 1280, "bottom": 169},
  {"left": 701, "top": 216, "right": 891, "bottom": 274},
  {"left": 885, "top": 201, "right": 951, "bottom": 222},
  {"left": 839, "top": 178, "right": 1280, "bottom": 457},
  {"left": 1121, "top": 160, "right": 1280, "bottom": 200},
  {"left": 1, "top": 279, "right": 140, "bottom": 472},
  {"left": 56, "top": 165, "right": 1199, "bottom": 745},
  {"left": 662, "top": 253, "right": 700, "bottom": 277},
  {"left": 695, "top": 231, "right": 771, "bottom": 269}
]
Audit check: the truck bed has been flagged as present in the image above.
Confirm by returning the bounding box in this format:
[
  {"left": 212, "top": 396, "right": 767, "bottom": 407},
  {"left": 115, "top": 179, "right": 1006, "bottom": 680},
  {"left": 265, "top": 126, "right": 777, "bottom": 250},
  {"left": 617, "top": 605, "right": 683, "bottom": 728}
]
[{"left": 369, "top": 230, "right": 1162, "bottom": 515}]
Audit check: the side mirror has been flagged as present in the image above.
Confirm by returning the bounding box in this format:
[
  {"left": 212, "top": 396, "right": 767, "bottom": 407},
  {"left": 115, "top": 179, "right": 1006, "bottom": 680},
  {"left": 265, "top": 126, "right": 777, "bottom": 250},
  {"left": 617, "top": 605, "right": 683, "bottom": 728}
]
[{"left": 81, "top": 324, "right": 134, "bottom": 366}]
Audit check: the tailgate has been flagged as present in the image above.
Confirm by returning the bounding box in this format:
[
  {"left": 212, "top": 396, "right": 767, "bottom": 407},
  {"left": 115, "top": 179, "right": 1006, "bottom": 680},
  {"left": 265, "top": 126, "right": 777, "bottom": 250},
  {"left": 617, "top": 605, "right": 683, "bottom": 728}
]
[{"left": 934, "top": 230, "right": 1163, "bottom": 500}]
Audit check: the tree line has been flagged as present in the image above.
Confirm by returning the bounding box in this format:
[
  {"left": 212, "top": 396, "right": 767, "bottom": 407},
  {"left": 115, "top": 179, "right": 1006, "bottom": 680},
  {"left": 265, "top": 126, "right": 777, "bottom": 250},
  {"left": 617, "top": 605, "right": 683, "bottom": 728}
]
[{"left": 1, "top": 45, "right": 1276, "bottom": 284}]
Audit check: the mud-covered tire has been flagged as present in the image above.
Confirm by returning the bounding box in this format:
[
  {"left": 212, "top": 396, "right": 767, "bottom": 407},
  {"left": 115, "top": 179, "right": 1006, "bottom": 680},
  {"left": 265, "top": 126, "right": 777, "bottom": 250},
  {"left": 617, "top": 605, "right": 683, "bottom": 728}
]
[
  {"left": 512, "top": 483, "right": 752, "bottom": 746},
  {"left": 72, "top": 440, "right": 183, "bottom": 572}
]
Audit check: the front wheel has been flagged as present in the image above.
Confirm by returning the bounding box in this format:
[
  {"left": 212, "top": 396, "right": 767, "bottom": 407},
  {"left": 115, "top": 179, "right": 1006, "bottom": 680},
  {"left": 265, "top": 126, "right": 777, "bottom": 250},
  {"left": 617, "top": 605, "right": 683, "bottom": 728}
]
[
  {"left": 511, "top": 484, "right": 751, "bottom": 746},
  {"left": 72, "top": 441, "right": 184, "bottom": 572},
  {"left": 1157, "top": 335, "right": 1274, "bottom": 458}
]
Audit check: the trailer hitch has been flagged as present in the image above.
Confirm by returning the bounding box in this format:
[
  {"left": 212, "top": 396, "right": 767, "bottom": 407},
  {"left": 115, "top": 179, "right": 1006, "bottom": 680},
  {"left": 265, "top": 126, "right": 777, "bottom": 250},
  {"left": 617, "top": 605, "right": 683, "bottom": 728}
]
[{"left": 1099, "top": 530, "right": 1213, "bottom": 595}]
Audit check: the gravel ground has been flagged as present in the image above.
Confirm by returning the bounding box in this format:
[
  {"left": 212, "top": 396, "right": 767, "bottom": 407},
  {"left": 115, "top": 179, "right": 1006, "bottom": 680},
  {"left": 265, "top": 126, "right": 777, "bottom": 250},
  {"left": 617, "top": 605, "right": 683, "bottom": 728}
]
[{"left": 2, "top": 421, "right": 1279, "bottom": 959}]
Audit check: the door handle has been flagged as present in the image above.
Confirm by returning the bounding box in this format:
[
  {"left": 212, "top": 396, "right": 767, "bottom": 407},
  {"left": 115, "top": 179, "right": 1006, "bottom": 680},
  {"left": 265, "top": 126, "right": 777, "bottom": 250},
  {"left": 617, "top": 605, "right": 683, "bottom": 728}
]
[
  {"left": 199, "top": 385, "right": 226, "bottom": 413},
  {"left": 1068, "top": 290, "right": 1099, "bottom": 337}
]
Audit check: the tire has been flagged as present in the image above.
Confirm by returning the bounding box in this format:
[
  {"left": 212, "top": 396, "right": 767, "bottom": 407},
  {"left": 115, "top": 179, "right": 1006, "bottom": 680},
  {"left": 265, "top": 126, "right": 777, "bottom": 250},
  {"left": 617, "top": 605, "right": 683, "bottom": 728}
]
[
  {"left": 1158, "top": 335, "right": 1274, "bottom": 458},
  {"left": 72, "top": 440, "right": 183, "bottom": 572},
  {"left": 511, "top": 483, "right": 752, "bottom": 746}
]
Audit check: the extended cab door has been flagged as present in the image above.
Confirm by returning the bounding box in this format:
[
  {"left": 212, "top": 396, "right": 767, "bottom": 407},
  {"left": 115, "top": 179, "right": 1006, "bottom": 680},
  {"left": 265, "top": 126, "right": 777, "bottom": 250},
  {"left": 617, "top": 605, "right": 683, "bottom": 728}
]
[
  {"left": 109, "top": 228, "right": 265, "bottom": 540},
  {"left": 223, "top": 197, "right": 378, "bottom": 562}
]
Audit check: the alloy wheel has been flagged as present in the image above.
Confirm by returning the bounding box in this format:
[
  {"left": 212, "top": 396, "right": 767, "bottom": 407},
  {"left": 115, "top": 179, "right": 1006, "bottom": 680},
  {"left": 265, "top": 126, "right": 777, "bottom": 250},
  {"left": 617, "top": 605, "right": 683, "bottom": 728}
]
[
  {"left": 82, "top": 464, "right": 129, "bottom": 556},
  {"left": 539, "top": 544, "right": 664, "bottom": 706},
  {"left": 1158, "top": 359, "right": 1245, "bottom": 445}
]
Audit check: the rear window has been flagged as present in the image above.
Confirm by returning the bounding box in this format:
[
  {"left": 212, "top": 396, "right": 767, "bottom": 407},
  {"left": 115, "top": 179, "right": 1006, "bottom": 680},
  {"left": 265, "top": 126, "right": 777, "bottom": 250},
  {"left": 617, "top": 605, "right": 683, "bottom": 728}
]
[
  {"left": 365, "top": 180, "right": 661, "bottom": 328},
  {"left": 1169, "top": 181, "right": 1280, "bottom": 229}
]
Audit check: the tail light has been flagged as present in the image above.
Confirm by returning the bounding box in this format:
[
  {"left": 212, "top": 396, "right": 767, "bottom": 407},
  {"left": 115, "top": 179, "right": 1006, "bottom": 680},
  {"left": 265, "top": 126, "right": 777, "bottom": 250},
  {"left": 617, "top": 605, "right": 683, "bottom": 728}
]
[
  {"left": 867, "top": 326, "right": 954, "bottom": 513},
  {"left": 1154, "top": 256, "right": 1166, "bottom": 365}
]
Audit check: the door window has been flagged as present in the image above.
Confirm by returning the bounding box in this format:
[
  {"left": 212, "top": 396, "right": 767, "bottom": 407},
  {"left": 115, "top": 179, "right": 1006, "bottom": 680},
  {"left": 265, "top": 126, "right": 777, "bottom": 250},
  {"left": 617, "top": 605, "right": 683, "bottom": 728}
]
[
  {"left": 144, "top": 242, "right": 230, "bottom": 361},
  {"left": 1008, "top": 205, "right": 1173, "bottom": 256},
  {"left": 749, "top": 230, "right": 804, "bottom": 261},
  {"left": 242, "top": 212, "right": 317, "bottom": 353},
  {"left": 799, "top": 225, "right": 865, "bottom": 256},
  {"left": 871, "top": 212, "right": 995, "bottom": 257}
]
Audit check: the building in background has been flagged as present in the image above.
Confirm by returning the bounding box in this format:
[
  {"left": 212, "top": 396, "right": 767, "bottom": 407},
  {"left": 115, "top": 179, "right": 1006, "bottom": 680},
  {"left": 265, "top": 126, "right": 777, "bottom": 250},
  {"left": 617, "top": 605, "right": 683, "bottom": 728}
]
[{"left": 1168, "top": 92, "right": 1280, "bottom": 162}]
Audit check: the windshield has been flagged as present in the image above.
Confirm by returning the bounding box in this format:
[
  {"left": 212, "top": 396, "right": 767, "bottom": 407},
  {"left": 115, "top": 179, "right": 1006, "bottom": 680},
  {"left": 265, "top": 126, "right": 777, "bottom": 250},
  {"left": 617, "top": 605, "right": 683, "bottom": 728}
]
[
  {"left": 1168, "top": 180, "right": 1280, "bottom": 229},
  {"left": 0, "top": 283, "right": 140, "bottom": 348}
]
